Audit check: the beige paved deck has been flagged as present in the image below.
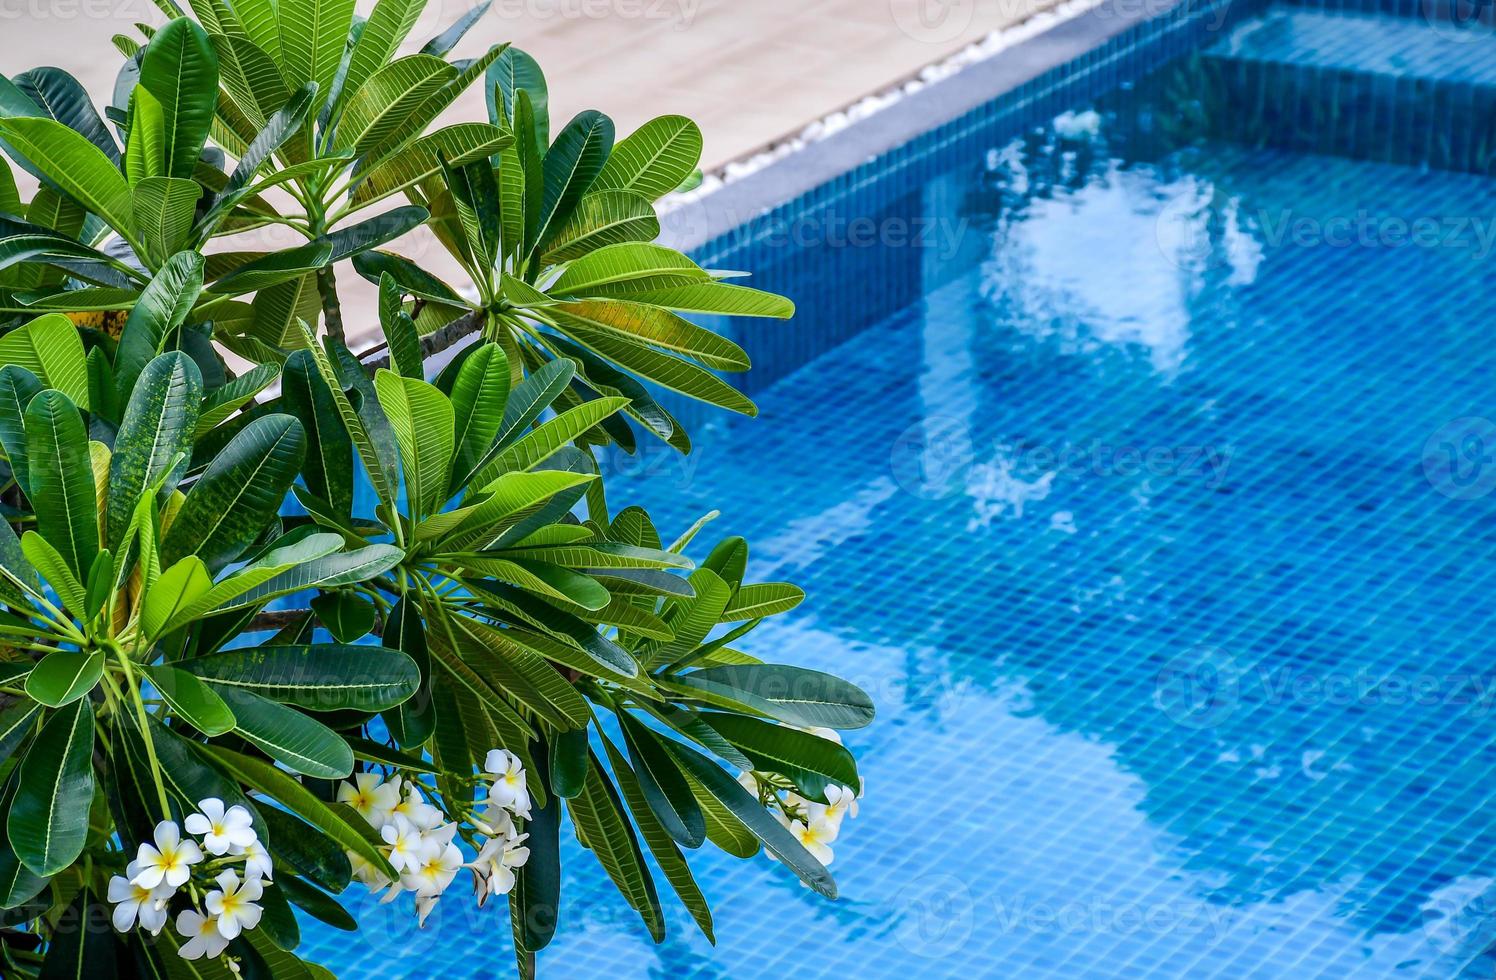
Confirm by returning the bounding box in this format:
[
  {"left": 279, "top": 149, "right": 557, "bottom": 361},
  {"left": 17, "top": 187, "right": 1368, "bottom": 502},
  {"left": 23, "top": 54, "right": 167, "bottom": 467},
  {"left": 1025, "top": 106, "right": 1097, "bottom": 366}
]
[{"left": 7, "top": 0, "right": 1063, "bottom": 346}]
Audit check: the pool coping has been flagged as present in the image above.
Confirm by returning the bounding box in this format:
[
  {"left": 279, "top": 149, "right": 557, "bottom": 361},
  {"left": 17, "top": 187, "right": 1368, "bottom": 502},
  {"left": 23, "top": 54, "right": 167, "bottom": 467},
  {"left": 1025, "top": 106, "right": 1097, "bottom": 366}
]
[{"left": 657, "top": 0, "right": 1175, "bottom": 254}]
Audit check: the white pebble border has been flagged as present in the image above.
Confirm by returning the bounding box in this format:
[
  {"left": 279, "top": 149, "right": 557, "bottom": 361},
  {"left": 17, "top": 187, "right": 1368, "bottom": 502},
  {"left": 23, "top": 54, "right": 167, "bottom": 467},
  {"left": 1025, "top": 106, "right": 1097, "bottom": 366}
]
[{"left": 660, "top": 0, "right": 1112, "bottom": 213}]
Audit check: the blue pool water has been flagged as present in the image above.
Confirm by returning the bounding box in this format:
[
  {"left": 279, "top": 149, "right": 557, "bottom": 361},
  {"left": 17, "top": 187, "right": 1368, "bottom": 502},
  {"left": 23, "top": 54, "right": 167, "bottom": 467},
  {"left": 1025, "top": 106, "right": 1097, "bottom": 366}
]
[{"left": 303, "top": 4, "right": 1496, "bottom": 977}]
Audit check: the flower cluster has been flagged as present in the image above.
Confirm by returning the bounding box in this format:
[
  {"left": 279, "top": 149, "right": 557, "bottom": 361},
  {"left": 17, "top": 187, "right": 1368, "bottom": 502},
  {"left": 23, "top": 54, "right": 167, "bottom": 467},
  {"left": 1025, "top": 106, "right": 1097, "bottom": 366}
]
[
  {"left": 339, "top": 748, "right": 531, "bottom": 927},
  {"left": 107, "top": 799, "right": 274, "bottom": 962},
  {"left": 741, "top": 727, "right": 864, "bottom": 871}
]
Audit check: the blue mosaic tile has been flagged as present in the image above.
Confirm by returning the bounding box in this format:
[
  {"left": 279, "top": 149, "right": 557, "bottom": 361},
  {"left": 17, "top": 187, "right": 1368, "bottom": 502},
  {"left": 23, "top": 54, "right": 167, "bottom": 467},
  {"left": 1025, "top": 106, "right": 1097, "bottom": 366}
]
[{"left": 300, "top": 2, "right": 1496, "bottom": 977}]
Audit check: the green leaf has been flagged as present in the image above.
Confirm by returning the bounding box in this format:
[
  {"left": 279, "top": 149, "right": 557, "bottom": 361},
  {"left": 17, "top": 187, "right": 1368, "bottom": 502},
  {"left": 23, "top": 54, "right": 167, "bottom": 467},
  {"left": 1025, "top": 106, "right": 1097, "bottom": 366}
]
[
  {"left": 124, "top": 84, "right": 166, "bottom": 184},
  {"left": 616, "top": 281, "right": 795, "bottom": 319},
  {"left": 182, "top": 645, "right": 419, "bottom": 712},
  {"left": 540, "top": 190, "right": 659, "bottom": 264},
  {"left": 209, "top": 686, "right": 354, "bottom": 778},
  {"left": 509, "top": 741, "right": 559, "bottom": 953},
  {"left": 19, "top": 531, "right": 85, "bottom": 616},
  {"left": 619, "top": 712, "right": 704, "bottom": 848},
  {"left": 666, "top": 740, "right": 835, "bottom": 897},
  {"left": 23, "top": 650, "right": 103, "bottom": 708},
  {"left": 568, "top": 754, "right": 663, "bottom": 940},
  {"left": 9, "top": 699, "right": 94, "bottom": 876},
  {"left": 161, "top": 414, "right": 306, "bottom": 573},
  {"left": 298, "top": 328, "right": 398, "bottom": 510},
  {"left": 647, "top": 567, "right": 731, "bottom": 668},
  {"left": 278, "top": 874, "right": 356, "bottom": 931},
  {"left": 602, "top": 736, "right": 714, "bottom": 942},
  {"left": 486, "top": 46, "right": 548, "bottom": 148},
  {"left": 311, "top": 591, "right": 377, "bottom": 642},
  {"left": 37, "top": 889, "right": 122, "bottom": 977},
  {"left": 24, "top": 389, "right": 97, "bottom": 579},
  {"left": 114, "top": 251, "right": 204, "bottom": 399},
  {"left": 549, "top": 300, "right": 748, "bottom": 372},
  {"left": 471, "top": 396, "right": 628, "bottom": 486},
  {"left": 0, "top": 313, "right": 89, "bottom": 409},
  {"left": 210, "top": 33, "right": 292, "bottom": 131},
  {"left": 534, "top": 110, "right": 613, "bottom": 255},
  {"left": 420, "top": 1, "right": 490, "bottom": 55},
  {"left": 722, "top": 582, "right": 804, "bottom": 621},
  {"left": 140, "top": 556, "right": 213, "bottom": 639},
  {"left": 337, "top": 0, "right": 424, "bottom": 120},
  {"left": 131, "top": 176, "right": 202, "bottom": 267},
  {"left": 209, "top": 239, "right": 333, "bottom": 295},
  {"left": 13, "top": 67, "right": 119, "bottom": 165},
  {"left": 0, "top": 117, "right": 133, "bottom": 238},
  {"left": 549, "top": 726, "right": 589, "bottom": 799},
  {"left": 447, "top": 342, "right": 509, "bottom": 489},
  {"left": 106, "top": 351, "right": 201, "bottom": 549},
  {"left": 277, "top": 0, "right": 356, "bottom": 105},
  {"left": 199, "top": 543, "right": 403, "bottom": 616},
  {"left": 258, "top": 804, "right": 352, "bottom": 893},
  {"left": 281, "top": 350, "right": 353, "bottom": 516},
  {"left": 550, "top": 242, "right": 707, "bottom": 296},
  {"left": 139, "top": 18, "right": 220, "bottom": 179},
  {"left": 349, "top": 122, "right": 511, "bottom": 208},
  {"left": 351, "top": 249, "right": 466, "bottom": 307},
  {"left": 146, "top": 665, "right": 235, "bottom": 736},
  {"left": 593, "top": 115, "right": 702, "bottom": 202},
  {"left": 338, "top": 54, "right": 455, "bottom": 157},
  {"left": 665, "top": 665, "right": 875, "bottom": 731},
  {"left": 0, "top": 699, "right": 40, "bottom": 767},
  {"left": 699, "top": 713, "right": 858, "bottom": 802},
  {"left": 204, "top": 745, "right": 394, "bottom": 876},
  {"left": 374, "top": 370, "right": 455, "bottom": 518},
  {"left": 325, "top": 205, "right": 427, "bottom": 264}
]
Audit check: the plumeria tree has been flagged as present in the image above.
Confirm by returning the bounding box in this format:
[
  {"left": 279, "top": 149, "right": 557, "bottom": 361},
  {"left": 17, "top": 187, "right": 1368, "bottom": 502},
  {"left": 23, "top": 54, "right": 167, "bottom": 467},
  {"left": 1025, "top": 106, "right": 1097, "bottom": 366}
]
[{"left": 0, "top": 2, "right": 872, "bottom": 977}]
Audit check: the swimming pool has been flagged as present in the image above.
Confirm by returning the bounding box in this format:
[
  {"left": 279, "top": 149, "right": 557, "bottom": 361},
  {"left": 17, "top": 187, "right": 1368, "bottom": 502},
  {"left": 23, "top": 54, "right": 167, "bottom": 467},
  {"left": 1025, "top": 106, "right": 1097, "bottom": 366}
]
[{"left": 303, "top": 1, "right": 1496, "bottom": 976}]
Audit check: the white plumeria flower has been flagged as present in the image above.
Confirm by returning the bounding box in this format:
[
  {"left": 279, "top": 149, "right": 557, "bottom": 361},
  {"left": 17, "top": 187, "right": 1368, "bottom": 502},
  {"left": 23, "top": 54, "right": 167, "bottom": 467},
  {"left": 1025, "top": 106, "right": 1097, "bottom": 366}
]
[
  {"left": 468, "top": 832, "right": 530, "bottom": 905},
  {"left": 790, "top": 818, "right": 838, "bottom": 865},
  {"left": 176, "top": 910, "right": 231, "bottom": 960},
  {"left": 338, "top": 773, "right": 401, "bottom": 827},
  {"left": 807, "top": 785, "right": 859, "bottom": 826},
  {"left": 402, "top": 841, "right": 463, "bottom": 898},
  {"left": 414, "top": 892, "right": 440, "bottom": 928},
  {"left": 807, "top": 727, "right": 842, "bottom": 745},
  {"left": 380, "top": 816, "right": 428, "bottom": 874},
  {"left": 132, "top": 822, "right": 204, "bottom": 889},
  {"left": 472, "top": 803, "right": 515, "bottom": 840},
  {"left": 233, "top": 838, "right": 274, "bottom": 881},
  {"left": 107, "top": 862, "right": 173, "bottom": 935},
  {"left": 484, "top": 750, "right": 530, "bottom": 815},
  {"left": 184, "top": 798, "right": 257, "bottom": 856},
  {"left": 348, "top": 850, "right": 392, "bottom": 890},
  {"left": 390, "top": 782, "right": 443, "bottom": 831},
  {"left": 204, "top": 869, "right": 263, "bottom": 940}
]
